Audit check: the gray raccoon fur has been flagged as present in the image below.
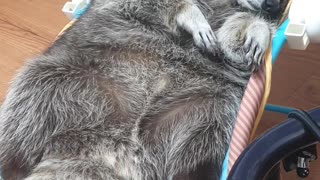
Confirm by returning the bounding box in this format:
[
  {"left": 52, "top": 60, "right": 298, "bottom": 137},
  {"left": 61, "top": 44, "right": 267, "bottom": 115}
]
[{"left": 0, "top": 0, "right": 285, "bottom": 179}]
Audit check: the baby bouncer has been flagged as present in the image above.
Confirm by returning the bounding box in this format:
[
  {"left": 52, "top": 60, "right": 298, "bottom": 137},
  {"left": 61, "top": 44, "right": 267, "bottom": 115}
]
[{"left": 60, "top": 0, "right": 320, "bottom": 179}]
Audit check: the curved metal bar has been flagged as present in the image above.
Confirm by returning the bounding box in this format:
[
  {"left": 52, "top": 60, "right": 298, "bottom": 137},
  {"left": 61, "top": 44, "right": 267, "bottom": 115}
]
[{"left": 227, "top": 108, "right": 320, "bottom": 180}]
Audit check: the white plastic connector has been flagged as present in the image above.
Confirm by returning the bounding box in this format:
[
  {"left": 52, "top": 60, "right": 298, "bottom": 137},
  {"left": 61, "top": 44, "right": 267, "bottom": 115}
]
[
  {"left": 285, "top": 0, "right": 310, "bottom": 50},
  {"left": 285, "top": 0, "right": 320, "bottom": 50},
  {"left": 62, "top": 2, "right": 77, "bottom": 20},
  {"left": 62, "top": 0, "right": 90, "bottom": 20},
  {"left": 285, "top": 22, "right": 310, "bottom": 50}
]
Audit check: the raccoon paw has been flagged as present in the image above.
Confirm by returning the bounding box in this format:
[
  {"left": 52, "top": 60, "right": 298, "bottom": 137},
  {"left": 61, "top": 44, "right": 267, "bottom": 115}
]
[
  {"left": 192, "top": 25, "right": 218, "bottom": 54},
  {"left": 243, "top": 22, "right": 271, "bottom": 70},
  {"left": 243, "top": 34, "right": 268, "bottom": 71},
  {"left": 176, "top": 4, "right": 218, "bottom": 54}
]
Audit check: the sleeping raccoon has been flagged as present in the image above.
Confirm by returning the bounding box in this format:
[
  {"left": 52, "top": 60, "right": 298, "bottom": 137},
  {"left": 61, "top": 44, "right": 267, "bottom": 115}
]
[{"left": 0, "top": 0, "right": 286, "bottom": 179}]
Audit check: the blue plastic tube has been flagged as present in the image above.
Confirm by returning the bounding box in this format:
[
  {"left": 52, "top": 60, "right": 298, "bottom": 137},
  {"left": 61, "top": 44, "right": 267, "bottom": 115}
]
[
  {"left": 73, "top": 1, "right": 91, "bottom": 19},
  {"left": 272, "top": 19, "right": 289, "bottom": 64},
  {"left": 265, "top": 104, "right": 296, "bottom": 114}
]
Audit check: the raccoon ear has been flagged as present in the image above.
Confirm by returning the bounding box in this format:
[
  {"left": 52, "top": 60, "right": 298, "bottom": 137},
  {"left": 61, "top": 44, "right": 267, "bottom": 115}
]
[{"left": 231, "top": 0, "right": 239, "bottom": 7}]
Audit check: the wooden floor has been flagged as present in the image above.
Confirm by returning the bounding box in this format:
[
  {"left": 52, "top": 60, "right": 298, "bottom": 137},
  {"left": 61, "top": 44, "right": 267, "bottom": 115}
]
[
  {"left": 0, "top": 0, "right": 320, "bottom": 179},
  {"left": 0, "top": 0, "right": 69, "bottom": 100}
]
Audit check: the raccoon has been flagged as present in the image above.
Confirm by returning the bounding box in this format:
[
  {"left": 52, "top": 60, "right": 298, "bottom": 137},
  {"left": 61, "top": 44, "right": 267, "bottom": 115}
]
[{"left": 0, "top": 0, "right": 286, "bottom": 179}]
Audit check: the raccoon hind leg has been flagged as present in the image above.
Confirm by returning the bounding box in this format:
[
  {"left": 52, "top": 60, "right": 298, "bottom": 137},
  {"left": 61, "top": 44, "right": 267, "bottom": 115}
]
[{"left": 139, "top": 87, "right": 240, "bottom": 179}]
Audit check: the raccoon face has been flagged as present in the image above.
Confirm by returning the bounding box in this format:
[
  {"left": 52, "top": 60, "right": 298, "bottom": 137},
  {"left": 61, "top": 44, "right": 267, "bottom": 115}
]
[{"left": 236, "top": 0, "right": 282, "bottom": 13}]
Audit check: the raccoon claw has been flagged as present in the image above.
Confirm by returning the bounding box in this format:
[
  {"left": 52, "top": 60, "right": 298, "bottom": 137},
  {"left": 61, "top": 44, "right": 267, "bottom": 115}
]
[
  {"left": 193, "top": 27, "right": 218, "bottom": 55},
  {"left": 176, "top": 4, "right": 218, "bottom": 54},
  {"left": 244, "top": 36, "right": 265, "bottom": 71}
]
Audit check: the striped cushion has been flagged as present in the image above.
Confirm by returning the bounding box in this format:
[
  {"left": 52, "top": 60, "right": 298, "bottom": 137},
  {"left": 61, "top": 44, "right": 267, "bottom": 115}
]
[{"left": 228, "top": 54, "right": 272, "bottom": 172}]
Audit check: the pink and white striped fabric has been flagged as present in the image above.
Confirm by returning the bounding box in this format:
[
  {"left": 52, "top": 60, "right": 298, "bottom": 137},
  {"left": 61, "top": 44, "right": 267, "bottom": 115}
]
[{"left": 228, "top": 64, "right": 266, "bottom": 172}]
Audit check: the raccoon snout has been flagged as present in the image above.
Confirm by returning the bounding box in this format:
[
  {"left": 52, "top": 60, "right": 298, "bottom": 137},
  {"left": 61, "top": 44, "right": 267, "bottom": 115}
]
[{"left": 262, "top": 0, "right": 280, "bottom": 13}]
